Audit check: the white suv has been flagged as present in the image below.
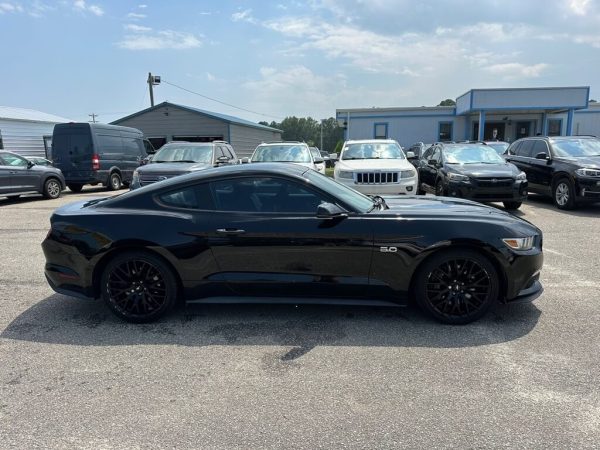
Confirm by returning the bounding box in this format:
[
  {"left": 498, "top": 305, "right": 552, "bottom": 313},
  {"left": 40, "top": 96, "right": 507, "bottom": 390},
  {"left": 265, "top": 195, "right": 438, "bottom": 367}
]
[
  {"left": 249, "top": 142, "right": 325, "bottom": 174},
  {"left": 333, "top": 139, "right": 418, "bottom": 195}
]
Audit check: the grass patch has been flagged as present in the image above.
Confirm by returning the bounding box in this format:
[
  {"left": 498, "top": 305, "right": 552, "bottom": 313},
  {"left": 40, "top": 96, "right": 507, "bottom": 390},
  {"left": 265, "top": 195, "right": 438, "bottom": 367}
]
[{"left": 325, "top": 167, "right": 334, "bottom": 178}]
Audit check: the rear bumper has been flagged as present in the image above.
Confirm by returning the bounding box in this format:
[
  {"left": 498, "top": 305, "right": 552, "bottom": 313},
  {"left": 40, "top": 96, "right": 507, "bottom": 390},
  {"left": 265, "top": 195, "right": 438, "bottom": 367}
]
[{"left": 42, "top": 238, "right": 96, "bottom": 299}]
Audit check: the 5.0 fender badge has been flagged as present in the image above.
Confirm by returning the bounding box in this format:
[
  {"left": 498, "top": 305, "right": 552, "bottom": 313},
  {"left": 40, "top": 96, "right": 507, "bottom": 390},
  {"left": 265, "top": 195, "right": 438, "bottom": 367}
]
[{"left": 380, "top": 246, "right": 398, "bottom": 253}]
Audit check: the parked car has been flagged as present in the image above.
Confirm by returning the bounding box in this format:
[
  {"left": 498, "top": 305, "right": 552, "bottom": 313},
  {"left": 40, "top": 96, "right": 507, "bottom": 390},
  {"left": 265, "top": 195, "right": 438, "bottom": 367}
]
[
  {"left": 319, "top": 149, "right": 335, "bottom": 168},
  {"left": 417, "top": 142, "right": 527, "bottom": 210},
  {"left": 52, "top": 122, "right": 153, "bottom": 192},
  {"left": 130, "top": 141, "right": 238, "bottom": 190},
  {"left": 505, "top": 136, "right": 600, "bottom": 209},
  {"left": 25, "top": 156, "right": 54, "bottom": 167},
  {"left": 248, "top": 142, "right": 325, "bottom": 173},
  {"left": 42, "top": 163, "right": 544, "bottom": 325},
  {"left": 0, "top": 150, "right": 65, "bottom": 199},
  {"left": 333, "top": 139, "right": 418, "bottom": 195},
  {"left": 483, "top": 141, "right": 510, "bottom": 155}
]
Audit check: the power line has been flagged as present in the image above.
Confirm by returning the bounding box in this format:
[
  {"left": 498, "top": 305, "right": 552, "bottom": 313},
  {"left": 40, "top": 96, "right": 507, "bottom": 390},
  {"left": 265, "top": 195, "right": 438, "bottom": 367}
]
[{"left": 161, "top": 79, "right": 283, "bottom": 121}]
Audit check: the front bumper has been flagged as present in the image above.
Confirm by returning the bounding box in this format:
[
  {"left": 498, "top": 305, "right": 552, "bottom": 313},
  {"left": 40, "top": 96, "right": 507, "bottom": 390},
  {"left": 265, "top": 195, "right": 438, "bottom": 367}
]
[
  {"left": 445, "top": 179, "right": 527, "bottom": 202},
  {"left": 335, "top": 176, "right": 418, "bottom": 195},
  {"left": 575, "top": 176, "right": 600, "bottom": 202}
]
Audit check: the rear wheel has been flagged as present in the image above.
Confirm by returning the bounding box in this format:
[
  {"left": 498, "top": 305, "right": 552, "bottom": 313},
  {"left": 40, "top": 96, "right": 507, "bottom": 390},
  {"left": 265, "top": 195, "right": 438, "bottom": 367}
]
[
  {"left": 553, "top": 177, "right": 576, "bottom": 210},
  {"left": 414, "top": 249, "right": 499, "bottom": 324},
  {"left": 107, "top": 172, "right": 122, "bottom": 191},
  {"left": 101, "top": 251, "right": 178, "bottom": 323},
  {"left": 68, "top": 183, "right": 83, "bottom": 193},
  {"left": 503, "top": 201, "right": 522, "bottom": 210},
  {"left": 43, "top": 178, "right": 62, "bottom": 199}
]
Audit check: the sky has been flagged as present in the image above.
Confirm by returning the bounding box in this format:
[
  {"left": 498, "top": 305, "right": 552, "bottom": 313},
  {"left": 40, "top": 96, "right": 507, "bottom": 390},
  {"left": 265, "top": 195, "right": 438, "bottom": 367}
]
[{"left": 1, "top": 0, "right": 599, "bottom": 124}]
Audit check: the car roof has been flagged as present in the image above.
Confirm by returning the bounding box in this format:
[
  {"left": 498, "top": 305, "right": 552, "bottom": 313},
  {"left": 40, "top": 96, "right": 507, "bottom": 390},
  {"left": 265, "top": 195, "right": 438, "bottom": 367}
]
[
  {"left": 257, "top": 142, "right": 308, "bottom": 146},
  {"left": 345, "top": 139, "right": 397, "bottom": 144}
]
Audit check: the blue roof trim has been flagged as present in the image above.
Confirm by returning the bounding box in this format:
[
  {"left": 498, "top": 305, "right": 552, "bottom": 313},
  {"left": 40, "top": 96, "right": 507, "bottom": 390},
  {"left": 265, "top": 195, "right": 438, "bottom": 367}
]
[{"left": 111, "top": 102, "right": 282, "bottom": 133}]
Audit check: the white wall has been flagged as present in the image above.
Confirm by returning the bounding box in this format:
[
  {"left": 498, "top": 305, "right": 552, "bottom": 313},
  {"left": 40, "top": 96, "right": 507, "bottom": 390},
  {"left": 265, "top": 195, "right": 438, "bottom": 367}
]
[{"left": 0, "top": 119, "right": 57, "bottom": 157}]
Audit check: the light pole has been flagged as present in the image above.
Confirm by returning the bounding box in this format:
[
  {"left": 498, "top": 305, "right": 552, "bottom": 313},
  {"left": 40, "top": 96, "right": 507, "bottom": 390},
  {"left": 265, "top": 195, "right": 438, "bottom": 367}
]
[{"left": 320, "top": 119, "right": 324, "bottom": 151}]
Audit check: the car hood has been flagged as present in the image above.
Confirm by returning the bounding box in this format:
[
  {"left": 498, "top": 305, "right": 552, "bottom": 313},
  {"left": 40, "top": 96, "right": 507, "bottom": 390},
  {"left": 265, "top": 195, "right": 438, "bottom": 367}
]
[
  {"left": 337, "top": 159, "right": 413, "bottom": 170},
  {"left": 554, "top": 156, "right": 600, "bottom": 168},
  {"left": 138, "top": 162, "right": 212, "bottom": 175},
  {"left": 447, "top": 163, "right": 519, "bottom": 177}
]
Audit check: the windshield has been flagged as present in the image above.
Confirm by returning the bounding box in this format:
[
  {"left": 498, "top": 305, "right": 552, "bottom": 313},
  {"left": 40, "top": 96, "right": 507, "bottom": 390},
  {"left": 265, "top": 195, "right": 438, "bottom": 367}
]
[
  {"left": 550, "top": 138, "right": 600, "bottom": 157},
  {"left": 486, "top": 142, "right": 509, "bottom": 154},
  {"left": 153, "top": 145, "right": 213, "bottom": 163},
  {"left": 251, "top": 145, "right": 311, "bottom": 163},
  {"left": 304, "top": 170, "right": 374, "bottom": 213},
  {"left": 444, "top": 145, "right": 505, "bottom": 164},
  {"left": 341, "top": 142, "right": 405, "bottom": 160}
]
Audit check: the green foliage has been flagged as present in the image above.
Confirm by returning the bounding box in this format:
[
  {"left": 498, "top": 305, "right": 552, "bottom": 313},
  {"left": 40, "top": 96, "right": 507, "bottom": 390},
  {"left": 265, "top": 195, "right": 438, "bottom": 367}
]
[
  {"left": 333, "top": 140, "right": 343, "bottom": 154},
  {"left": 438, "top": 99, "right": 456, "bottom": 106},
  {"left": 263, "top": 116, "right": 345, "bottom": 152}
]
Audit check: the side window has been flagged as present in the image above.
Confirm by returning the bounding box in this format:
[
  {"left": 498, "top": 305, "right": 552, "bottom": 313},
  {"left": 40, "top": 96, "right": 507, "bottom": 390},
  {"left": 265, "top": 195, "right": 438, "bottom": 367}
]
[
  {"left": 218, "top": 146, "right": 231, "bottom": 159},
  {"left": 224, "top": 146, "right": 236, "bottom": 159},
  {"left": 143, "top": 140, "right": 155, "bottom": 154},
  {"left": 210, "top": 177, "right": 328, "bottom": 214},
  {"left": 508, "top": 141, "right": 521, "bottom": 155},
  {"left": 0, "top": 153, "right": 28, "bottom": 167},
  {"left": 431, "top": 147, "right": 442, "bottom": 162},
  {"left": 422, "top": 147, "right": 434, "bottom": 161},
  {"left": 214, "top": 146, "right": 225, "bottom": 162},
  {"left": 532, "top": 140, "right": 549, "bottom": 157},
  {"left": 157, "top": 183, "right": 214, "bottom": 210},
  {"left": 516, "top": 140, "right": 534, "bottom": 157}
]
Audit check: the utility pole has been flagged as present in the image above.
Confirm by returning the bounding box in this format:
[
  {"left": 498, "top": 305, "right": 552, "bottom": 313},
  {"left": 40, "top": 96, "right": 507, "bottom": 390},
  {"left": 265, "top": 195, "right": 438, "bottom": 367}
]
[
  {"left": 89, "top": 113, "right": 98, "bottom": 123},
  {"left": 147, "top": 72, "right": 161, "bottom": 107}
]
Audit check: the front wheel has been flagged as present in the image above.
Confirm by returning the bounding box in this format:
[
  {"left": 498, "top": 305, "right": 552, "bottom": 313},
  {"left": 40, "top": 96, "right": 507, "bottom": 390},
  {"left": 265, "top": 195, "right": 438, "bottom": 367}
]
[
  {"left": 435, "top": 180, "right": 446, "bottom": 196},
  {"left": 413, "top": 249, "right": 499, "bottom": 324},
  {"left": 43, "top": 178, "right": 62, "bottom": 199},
  {"left": 101, "top": 252, "right": 178, "bottom": 323},
  {"left": 553, "top": 177, "right": 576, "bottom": 210},
  {"left": 503, "top": 201, "right": 522, "bottom": 210}
]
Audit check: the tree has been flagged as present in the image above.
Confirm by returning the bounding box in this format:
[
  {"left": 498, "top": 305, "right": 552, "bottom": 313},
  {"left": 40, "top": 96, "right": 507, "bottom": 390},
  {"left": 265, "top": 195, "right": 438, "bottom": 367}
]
[
  {"left": 256, "top": 116, "right": 344, "bottom": 152},
  {"left": 438, "top": 99, "right": 456, "bottom": 106}
]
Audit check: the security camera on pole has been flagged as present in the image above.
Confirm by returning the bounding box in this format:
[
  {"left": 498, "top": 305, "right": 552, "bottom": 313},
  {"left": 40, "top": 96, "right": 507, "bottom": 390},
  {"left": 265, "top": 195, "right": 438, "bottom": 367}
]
[{"left": 147, "top": 72, "right": 161, "bottom": 107}]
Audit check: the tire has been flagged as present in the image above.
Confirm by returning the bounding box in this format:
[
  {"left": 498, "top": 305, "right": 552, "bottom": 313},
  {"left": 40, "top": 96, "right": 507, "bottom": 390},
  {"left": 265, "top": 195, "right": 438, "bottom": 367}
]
[
  {"left": 107, "top": 172, "right": 122, "bottom": 191},
  {"left": 552, "top": 177, "right": 576, "bottom": 210},
  {"left": 43, "top": 178, "right": 62, "bottom": 199},
  {"left": 101, "top": 251, "right": 178, "bottom": 323},
  {"left": 503, "top": 201, "right": 522, "bottom": 210},
  {"left": 413, "top": 249, "right": 500, "bottom": 324},
  {"left": 68, "top": 183, "right": 83, "bottom": 193},
  {"left": 435, "top": 179, "right": 446, "bottom": 196},
  {"left": 416, "top": 183, "right": 426, "bottom": 195}
]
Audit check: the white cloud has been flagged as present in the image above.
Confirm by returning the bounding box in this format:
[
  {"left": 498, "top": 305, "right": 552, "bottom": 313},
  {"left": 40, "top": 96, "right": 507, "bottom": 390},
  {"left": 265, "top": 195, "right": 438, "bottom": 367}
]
[
  {"left": 0, "top": 2, "right": 24, "bottom": 13},
  {"left": 73, "top": 0, "right": 103, "bottom": 16},
  {"left": 206, "top": 72, "right": 216, "bottom": 81},
  {"left": 118, "top": 30, "right": 202, "bottom": 50},
  {"left": 127, "top": 12, "right": 146, "bottom": 19},
  {"left": 138, "top": 3, "right": 147, "bottom": 8},
  {"left": 125, "top": 23, "right": 151, "bottom": 32},
  {"left": 569, "top": 0, "right": 590, "bottom": 15},
  {"left": 484, "top": 62, "right": 549, "bottom": 78},
  {"left": 232, "top": 8, "right": 256, "bottom": 23}
]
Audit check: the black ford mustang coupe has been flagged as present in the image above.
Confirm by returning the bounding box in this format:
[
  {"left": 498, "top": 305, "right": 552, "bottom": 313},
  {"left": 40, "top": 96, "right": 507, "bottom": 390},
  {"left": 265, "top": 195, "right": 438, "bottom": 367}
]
[{"left": 42, "top": 163, "right": 543, "bottom": 324}]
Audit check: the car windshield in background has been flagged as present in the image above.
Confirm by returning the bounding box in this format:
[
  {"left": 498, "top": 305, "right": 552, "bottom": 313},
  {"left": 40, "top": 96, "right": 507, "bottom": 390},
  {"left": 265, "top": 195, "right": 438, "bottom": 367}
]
[
  {"left": 550, "top": 138, "right": 600, "bottom": 157},
  {"left": 153, "top": 145, "right": 213, "bottom": 163},
  {"left": 486, "top": 142, "right": 509, "bottom": 154},
  {"left": 252, "top": 145, "right": 311, "bottom": 163},
  {"left": 304, "top": 169, "right": 374, "bottom": 213},
  {"left": 444, "top": 145, "right": 505, "bottom": 164},
  {"left": 341, "top": 143, "right": 405, "bottom": 160}
]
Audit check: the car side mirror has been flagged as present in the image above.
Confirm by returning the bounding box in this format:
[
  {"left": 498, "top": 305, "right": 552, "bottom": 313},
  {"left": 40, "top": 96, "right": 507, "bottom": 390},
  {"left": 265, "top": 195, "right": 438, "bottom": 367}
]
[
  {"left": 329, "top": 153, "right": 338, "bottom": 161},
  {"left": 216, "top": 155, "right": 230, "bottom": 165},
  {"left": 314, "top": 156, "right": 324, "bottom": 164},
  {"left": 317, "top": 202, "right": 347, "bottom": 219},
  {"left": 27, "top": 160, "right": 35, "bottom": 168},
  {"left": 241, "top": 157, "right": 249, "bottom": 164},
  {"left": 535, "top": 152, "right": 549, "bottom": 160},
  {"left": 406, "top": 151, "right": 416, "bottom": 159}
]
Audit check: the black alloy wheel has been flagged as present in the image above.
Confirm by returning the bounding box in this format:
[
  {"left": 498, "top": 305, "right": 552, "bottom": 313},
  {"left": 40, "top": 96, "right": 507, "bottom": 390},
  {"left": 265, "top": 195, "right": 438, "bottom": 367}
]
[
  {"left": 552, "top": 177, "right": 576, "bottom": 210},
  {"left": 108, "top": 172, "right": 122, "bottom": 191},
  {"left": 435, "top": 180, "right": 446, "bottom": 196},
  {"left": 43, "top": 178, "right": 62, "bottom": 199},
  {"left": 414, "top": 250, "right": 499, "bottom": 324},
  {"left": 101, "top": 252, "right": 177, "bottom": 323},
  {"left": 503, "top": 201, "right": 522, "bottom": 210},
  {"left": 68, "top": 183, "right": 83, "bottom": 193}
]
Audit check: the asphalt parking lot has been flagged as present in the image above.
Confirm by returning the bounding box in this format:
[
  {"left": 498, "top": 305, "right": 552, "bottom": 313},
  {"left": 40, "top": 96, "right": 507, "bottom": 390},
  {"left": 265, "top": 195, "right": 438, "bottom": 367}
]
[{"left": 1, "top": 188, "right": 599, "bottom": 449}]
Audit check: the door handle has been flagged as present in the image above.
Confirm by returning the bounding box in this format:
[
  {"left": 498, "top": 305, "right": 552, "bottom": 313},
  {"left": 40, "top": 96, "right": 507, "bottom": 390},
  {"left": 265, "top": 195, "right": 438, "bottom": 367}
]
[{"left": 216, "top": 228, "right": 246, "bottom": 235}]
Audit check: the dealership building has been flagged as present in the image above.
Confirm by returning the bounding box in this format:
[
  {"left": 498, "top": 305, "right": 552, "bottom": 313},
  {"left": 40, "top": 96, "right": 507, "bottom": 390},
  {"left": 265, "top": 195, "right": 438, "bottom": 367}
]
[{"left": 336, "top": 86, "right": 600, "bottom": 147}]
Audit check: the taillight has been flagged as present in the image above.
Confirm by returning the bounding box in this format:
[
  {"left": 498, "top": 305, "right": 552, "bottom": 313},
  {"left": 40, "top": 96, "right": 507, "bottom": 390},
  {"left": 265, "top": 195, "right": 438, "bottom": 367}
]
[{"left": 92, "top": 153, "right": 100, "bottom": 170}]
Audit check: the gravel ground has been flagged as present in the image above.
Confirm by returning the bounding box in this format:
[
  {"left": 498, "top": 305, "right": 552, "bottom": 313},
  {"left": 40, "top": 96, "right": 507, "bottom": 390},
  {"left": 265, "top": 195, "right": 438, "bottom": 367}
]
[{"left": 1, "top": 187, "right": 599, "bottom": 449}]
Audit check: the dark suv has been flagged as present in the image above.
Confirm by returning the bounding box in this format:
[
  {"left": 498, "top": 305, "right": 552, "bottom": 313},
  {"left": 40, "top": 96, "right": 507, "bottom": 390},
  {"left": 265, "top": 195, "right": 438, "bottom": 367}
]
[
  {"left": 130, "top": 141, "right": 238, "bottom": 190},
  {"left": 417, "top": 142, "right": 527, "bottom": 210},
  {"left": 0, "top": 150, "right": 65, "bottom": 200},
  {"left": 505, "top": 136, "right": 600, "bottom": 209}
]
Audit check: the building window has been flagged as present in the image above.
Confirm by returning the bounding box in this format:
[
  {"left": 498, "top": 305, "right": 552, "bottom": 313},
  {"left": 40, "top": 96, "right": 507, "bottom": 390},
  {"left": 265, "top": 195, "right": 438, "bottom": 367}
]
[
  {"left": 438, "top": 122, "right": 453, "bottom": 141},
  {"left": 548, "top": 119, "right": 562, "bottom": 136},
  {"left": 373, "top": 123, "right": 388, "bottom": 139},
  {"left": 147, "top": 137, "right": 168, "bottom": 149}
]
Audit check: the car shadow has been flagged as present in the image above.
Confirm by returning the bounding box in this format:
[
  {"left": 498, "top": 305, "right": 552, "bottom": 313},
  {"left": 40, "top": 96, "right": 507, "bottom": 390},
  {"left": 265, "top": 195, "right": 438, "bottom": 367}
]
[
  {"left": 524, "top": 194, "right": 600, "bottom": 217},
  {"left": 1, "top": 294, "right": 542, "bottom": 361}
]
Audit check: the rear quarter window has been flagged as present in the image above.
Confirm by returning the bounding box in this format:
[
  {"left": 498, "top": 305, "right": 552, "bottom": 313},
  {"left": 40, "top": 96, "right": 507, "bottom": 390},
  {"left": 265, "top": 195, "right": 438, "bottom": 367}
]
[{"left": 157, "top": 183, "right": 215, "bottom": 210}]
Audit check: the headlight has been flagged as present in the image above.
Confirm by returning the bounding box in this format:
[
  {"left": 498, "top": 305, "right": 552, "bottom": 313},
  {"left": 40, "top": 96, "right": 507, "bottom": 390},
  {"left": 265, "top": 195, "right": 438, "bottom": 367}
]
[
  {"left": 502, "top": 236, "right": 535, "bottom": 251},
  {"left": 132, "top": 170, "right": 139, "bottom": 184},
  {"left": 516, "top": 171, "right": 527, "bottom": 180},
  {"left": 400, "top": 169, "right": 416, "bottom": 179},
  {"left": 447, "top": 172, "right": 469, "bottom": 181},
  {"left": 337, "top": 170, "right": 354, "bottom": 179},
  {"left": 575, "top": 168, "right": 600, "bottom": 177}
]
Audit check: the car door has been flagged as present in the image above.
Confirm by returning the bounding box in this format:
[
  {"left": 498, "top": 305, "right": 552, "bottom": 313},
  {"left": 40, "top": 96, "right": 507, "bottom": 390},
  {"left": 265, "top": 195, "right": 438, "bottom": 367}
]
[
  {"left": 526, "top": 140, "right": 553, "bottom": 194},
  {"left": 506, "top": 140, "right": 537, "bottom": 191},
  {"left": 417, "top": 146, "right": 435, "bottom": 191},
  {"left": 421, "top": 146, "right": 441, "bottom": 193},
  {"left": 0, "top": 154, "right": 14, "bottom": 194},
  {"left": 206, "top": 176, "right": 374, "bottom": 298},
  {"left": 1, "top": 152, "right": 39, "bottom": 191}
]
